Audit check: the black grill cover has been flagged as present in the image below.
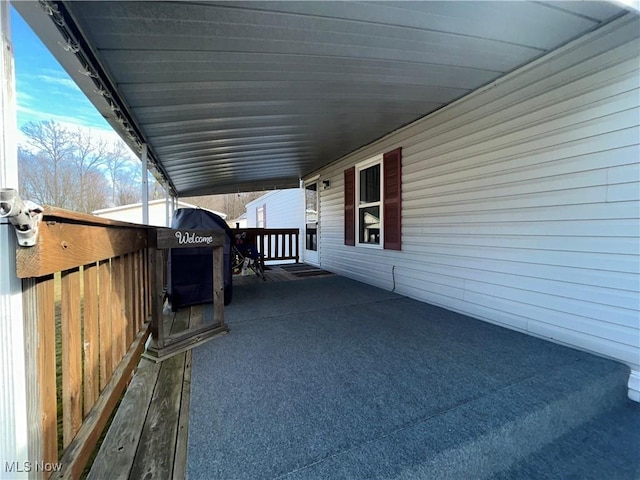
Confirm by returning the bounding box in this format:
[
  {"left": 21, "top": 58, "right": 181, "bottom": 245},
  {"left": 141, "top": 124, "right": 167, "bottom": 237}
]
[{"left": 167, "top": 208, "right": 233, "bottom": 310}]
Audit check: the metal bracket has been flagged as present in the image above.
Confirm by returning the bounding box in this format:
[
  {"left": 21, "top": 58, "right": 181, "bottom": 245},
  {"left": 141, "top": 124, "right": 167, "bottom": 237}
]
[{"left": 0, "top": 189, "right": 44, "bottom": 247}]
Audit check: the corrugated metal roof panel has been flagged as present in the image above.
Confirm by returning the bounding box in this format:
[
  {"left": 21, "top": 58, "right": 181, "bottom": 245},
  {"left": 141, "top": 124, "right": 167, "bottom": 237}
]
[{"left": 14, "top": 1, "right": 630, "bottom": 195}]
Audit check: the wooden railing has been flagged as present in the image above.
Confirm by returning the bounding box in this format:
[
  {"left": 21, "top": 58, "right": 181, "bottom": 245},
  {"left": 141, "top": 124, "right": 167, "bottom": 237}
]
[
  {"left": 233, "top": 228, "right": 299, "bottom": 264},
  {"left": 17, "top": 207, "right": 152, "bottom": 479}
]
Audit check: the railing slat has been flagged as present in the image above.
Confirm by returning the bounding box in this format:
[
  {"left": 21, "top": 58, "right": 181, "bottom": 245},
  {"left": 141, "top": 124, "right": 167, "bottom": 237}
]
[
  {"left": 111, "top": 256, "right": 125, "bottom": 369},
  {"left": 124, "top": 253, "right": 134, "bottom": 348},
  {"left": 233, "top": 228, "right": 300, "bottom": 263},
  {"left": 143, "top": 248, "right": 150, "bottom": 326},
  {"left": 98, "top": 260, "right": 112, "bottom": 390},
  {"left": 83, "top": 263, "right": 100, "bottom": 416},
  {"left": 36, "top": 275, "right": 58, "bottom": 465},
  {"left": 133, "top": 251, "right": 144, "bottom": 332},
  {"left": 61, "top": 268, "right": 83, "bottom": 447}
]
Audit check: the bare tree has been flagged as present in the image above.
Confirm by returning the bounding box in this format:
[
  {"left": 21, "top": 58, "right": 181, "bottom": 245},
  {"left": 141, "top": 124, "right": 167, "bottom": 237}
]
[
  {"left": 71, "top": 128, "right": 108, "bottom": 211},
  {"left": 183, "top": 192, "right": 265, "bottom": 219},
  {"left": 104, "top": 139, "right": 137, "bottom": 206},
  {"left": 115, "top": 164, "right": 141, "bottom": 206},
  {"left": 223, "top": 191, "right": 265, "bottom": 219},
  {"left": 149, "top": 172, "right": 165, "bottom": 201},
  {"left": 83, "top": 170, "right": 111, "bottom": 213},
  {"left": 20, "top": 121, "right": 73, "bottom": 207},
  {"left": 19, "top": 120, "right": 190, "bottom": 213}
]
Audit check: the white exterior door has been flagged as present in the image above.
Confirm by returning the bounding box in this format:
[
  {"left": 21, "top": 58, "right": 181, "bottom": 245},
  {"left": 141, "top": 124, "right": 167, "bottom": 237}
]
[{"left": 304, "top": 181, "right": 319, "bottom": 265}]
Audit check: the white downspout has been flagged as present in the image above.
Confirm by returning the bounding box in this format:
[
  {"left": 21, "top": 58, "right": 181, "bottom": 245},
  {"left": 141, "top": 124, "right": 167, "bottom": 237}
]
[
  {"left": 0, "top": 2, "right": 29, "bottom": 476},
  {"left": 141, "top": 143, "right": 149, "bottom": 225}
]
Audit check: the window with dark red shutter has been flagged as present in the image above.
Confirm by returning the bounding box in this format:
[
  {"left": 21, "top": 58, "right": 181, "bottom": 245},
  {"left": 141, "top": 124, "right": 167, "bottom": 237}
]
[
  {"left": 344, "top": 167, "right": 355, "bottom": 246},
  {"left": 383, "top": 148, "right": 402, "bottom": 250},
  {"left": 345, "top": 147, "right": 401, "bottom": 250}
]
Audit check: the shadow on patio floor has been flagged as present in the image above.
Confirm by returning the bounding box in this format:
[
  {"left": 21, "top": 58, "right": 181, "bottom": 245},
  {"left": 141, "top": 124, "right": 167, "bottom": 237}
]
[{"left": 187, "top": 276, "right": 639, "bottom": 479}]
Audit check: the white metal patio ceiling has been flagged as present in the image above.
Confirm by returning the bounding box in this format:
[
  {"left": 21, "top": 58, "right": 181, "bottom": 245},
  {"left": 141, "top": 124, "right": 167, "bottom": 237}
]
[{"left": 14, "top": 1, "right": 629, "bottom": 196}]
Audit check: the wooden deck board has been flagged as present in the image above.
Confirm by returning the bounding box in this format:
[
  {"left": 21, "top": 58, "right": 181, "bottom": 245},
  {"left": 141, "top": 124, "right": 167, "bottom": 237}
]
[
  {"left": 129, "top": 353, "right": 186, "bottom": 479},
  {"left": 87, "top": 358, "right": 161, "bottom": 479},
  {"left": 170, "top": 307, "right": 190, "bottom": 335},
  {"left": 172, "top": 351, "right": 192, "bottom": 480},
  {"left": 88, "top": 349, "right": 189, "bottom": 479}
]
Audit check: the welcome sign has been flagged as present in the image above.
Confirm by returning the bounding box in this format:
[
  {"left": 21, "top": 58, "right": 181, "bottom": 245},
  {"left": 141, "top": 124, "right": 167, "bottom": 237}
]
[
  {"left": 174, "top": 230, "right": 214, "bottom": 245},
  {"left": 154, "top": 228, "right": 225, "bottom": 249}
]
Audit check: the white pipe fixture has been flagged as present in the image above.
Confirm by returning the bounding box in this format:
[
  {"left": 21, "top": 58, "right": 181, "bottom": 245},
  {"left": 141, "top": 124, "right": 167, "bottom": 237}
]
[{"left": 0, "top": 189, "right": 43, "bottom": 247}]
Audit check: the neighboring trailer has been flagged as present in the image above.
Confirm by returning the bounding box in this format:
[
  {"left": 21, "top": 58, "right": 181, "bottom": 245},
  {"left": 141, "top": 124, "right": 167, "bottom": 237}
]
[
  {"left": 93, "top": 199, "right": 226, "bottom": 227},
  {"left": 307, "top": 16, "right": 640, "bottom": 401},
  {"left": 245, "top": 188, "right": 306, "bottom": 263},
  {"left": 245, "top": 188, "right": 305, "bottom": 229}
]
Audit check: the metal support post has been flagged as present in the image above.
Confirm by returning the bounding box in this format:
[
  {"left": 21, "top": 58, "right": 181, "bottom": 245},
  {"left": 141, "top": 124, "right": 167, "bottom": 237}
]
[
  {"left": 141, "top": 144, "right": 149, "bottom": 225},
  {"left": 0, "top": 2, "right": 29, "bottom": 474}
]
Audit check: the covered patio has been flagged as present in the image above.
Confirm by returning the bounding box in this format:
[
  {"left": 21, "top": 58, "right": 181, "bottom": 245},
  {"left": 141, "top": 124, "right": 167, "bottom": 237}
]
[
  {"left": 2, "top": 1, "right": 638, "bottom": 478},
  {"left": 187, "top": 275, "right": 638, "bottom": 479},
  {"left": 87, "top": 270, "right": 638, "bottom": 479}
]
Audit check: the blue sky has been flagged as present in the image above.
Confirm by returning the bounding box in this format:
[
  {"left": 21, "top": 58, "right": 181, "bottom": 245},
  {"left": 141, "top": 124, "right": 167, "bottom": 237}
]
[{"left": 11, "top": 6, "right": 113, "bottom": 132}]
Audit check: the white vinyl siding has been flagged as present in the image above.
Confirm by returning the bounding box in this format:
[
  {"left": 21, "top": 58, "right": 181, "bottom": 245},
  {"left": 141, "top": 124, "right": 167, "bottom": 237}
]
[
  {"left": 311, "top": 15, "right": 640, "bottom": 375},
  {"left": 246, "top": 189, "right": 304, "bottom": 229}
]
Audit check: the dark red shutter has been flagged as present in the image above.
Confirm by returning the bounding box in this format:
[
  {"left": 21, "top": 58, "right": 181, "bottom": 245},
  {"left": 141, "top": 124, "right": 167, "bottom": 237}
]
[
  {"left": 383, "top": 147, "right": 402, "bottom": 250},
  {"left": 344, "top": 167, "right": 355, "bottom": 246}
]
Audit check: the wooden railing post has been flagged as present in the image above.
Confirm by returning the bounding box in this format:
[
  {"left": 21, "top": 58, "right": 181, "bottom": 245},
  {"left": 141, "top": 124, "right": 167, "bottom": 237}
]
[
  {"left": 147, "top": 236, "right": 165, "bottom": 351},
  {"left": 145, "top": 228, "right": 228, "bottom": 362}
]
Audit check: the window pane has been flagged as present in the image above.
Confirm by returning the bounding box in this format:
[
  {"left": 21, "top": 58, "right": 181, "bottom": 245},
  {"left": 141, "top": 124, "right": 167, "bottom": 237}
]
[
  {"left": 359, "top": 206, "right": 380, "bottom": 244},
  {"left": 257, "top": 207, "right": 264, "bottom": 228},
  {"left": 359, "top": 164, "right": 380, "bottom": 204},
  {"left": 305, "top": 183, "right": 318, "bottom": 224},
  {"left": 306, "top": 227, "right": 317, "bottom": 251}
]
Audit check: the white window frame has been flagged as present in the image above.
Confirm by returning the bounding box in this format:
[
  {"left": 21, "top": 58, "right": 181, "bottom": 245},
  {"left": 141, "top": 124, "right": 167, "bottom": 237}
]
[
  {"left": 256, "top": 206, "right": 265, "bottom": 228},
  {"left": 355, "top": 154, "right": 383, "bottom": 249}
]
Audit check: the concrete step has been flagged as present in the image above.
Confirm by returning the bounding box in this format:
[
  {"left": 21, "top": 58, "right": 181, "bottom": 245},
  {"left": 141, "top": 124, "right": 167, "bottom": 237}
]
[
  {"left": 493, "top": 400, "right": 640, "bottom": 480},
  {"left": 285, "top": 355, "right": 630, "bottom": 479}
]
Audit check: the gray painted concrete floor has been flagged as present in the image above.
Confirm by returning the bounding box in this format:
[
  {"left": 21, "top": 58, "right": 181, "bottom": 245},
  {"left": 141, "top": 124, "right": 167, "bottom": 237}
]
[{"left": 187, "top": 276, "right": 636, "bottom": 480}]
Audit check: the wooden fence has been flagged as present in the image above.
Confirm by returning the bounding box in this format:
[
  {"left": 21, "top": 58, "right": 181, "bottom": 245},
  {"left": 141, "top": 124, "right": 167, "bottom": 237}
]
[
  {"left": 17, "top": 207, "right": 152, "bottom": 479},
  {"left": 233, "top": 228, "right": 299, "bottom": 265}
]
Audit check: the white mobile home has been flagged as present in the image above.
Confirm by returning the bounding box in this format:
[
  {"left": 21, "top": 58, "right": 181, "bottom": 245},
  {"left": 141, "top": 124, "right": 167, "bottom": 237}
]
[
  {"left": 245, "top": 188, "right": 310, "bottom": 263},
  {"left": 93, "top": 199, "right": 226, "bottom": 227},
  {"left": 245, "top": 189, "right": 304, "bottom": 229},
  {"left": 305, "top": 15, "right": 640, "bottom": 401}
]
